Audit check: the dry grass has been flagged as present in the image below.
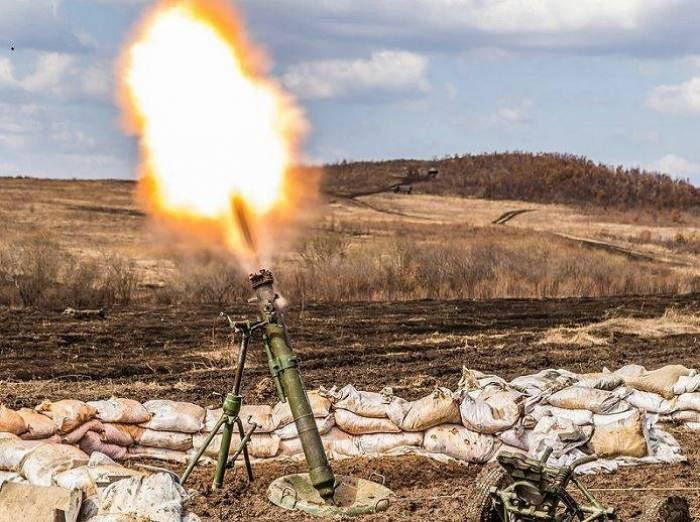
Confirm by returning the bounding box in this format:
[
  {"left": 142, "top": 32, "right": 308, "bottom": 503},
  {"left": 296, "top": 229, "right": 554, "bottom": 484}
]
[
  {"left": 1, "top": 177, "right": 700, "bottom": 307},
  {"left": 540, "top": 308, "right": 700, "bottom": 346}
]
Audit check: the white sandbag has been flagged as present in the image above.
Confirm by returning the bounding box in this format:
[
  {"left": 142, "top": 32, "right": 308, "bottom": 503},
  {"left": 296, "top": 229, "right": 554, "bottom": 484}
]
[
  {"left": 274, "top": 415, "right": 335, "bottom": 440},
  {"left": 625, "top": 390, "right": 677, "bottom": 414},
  {"left": 528, "top": 416, "right": 593, "bottom": 458},
  {"left": 590, "top": 410, "right": 648, "bottom": 458},
  {"left": 126, "top": 446, "right": 189, "bottom": 464},
  {"left": 0, "top": 439, "right": 42, "bottom": 471},
  {"left": 272, "top": 392, "right": 331, "bottom": 428},
  {"left": 531, "top": 405, "right": 593, "bottom": 426},
  {"left": 329, "top": 429, "right": 424, "bottom": 458},
  {"left": 0, "top": 471, "right": 24, "bottom": 487},
  {"left": 36, "top": 400, "right": 97, "bottom": 434},
  {"left": 676, "top": 393, "right": 700, "bottom": 411},
  {"left": 79, "top": 431, "right": 128, "bottom": 461},
  {"left": 498, "top": 425, "right": 532, "bottom": 452},
  {"left": 140, "top": 400, "right": 205, "bottom": 434},
  {"left": 0, "top": 432, "right": 19, "bottom": 441},
  {"left": 203, "top": 405, "right": 277, "bottom": 434},
  {"left": 17, "top": 409, "right": 57, "bottom": 440},
  {"left": 21, "top": 443, "right": 89, "bottom": 486},
  {"left": 137, "top": 429, "right": 193, "bottom": 452},
  {"left": 386, "top": 388, "right": 460, "bottom": 432},
  {"left": 577, "top": 373, "right": 625, "bottom": 391},
  {"left": 62, "top": 419, "right": 105, "bottom": 444},
  {"left": 278, "top": 433, "right": 336, "bottom": 458},
  {"left": 547, "top": 386, "right": 629, "bottom": 415},
  {"left": 321, "top": 385, "right": 392, "bottom": 418},
  {"left": 673, "top": 375, "right": 700, "bottom": 395},
  {"left": 622, "top": 365, "right": 694, "bottom": 400},
  {"left": 192, "top": 432, "right": 281, "bottom": 459},
  {"left": 510, "top": 369, "right": 578, "bottom": 396},
  {"left": 54, "top": 463, "right": 143, "bottom": 496},
  {"left": 88, "top": 398, "right": 151, "bottom": 424},
  {"left": 614, "top": 364, "right": 646, "bottom": 380},
  {"left": 0, "top": 405, "right": 27, "bottom": 435},
  {"left": 459, "top": 389, "right": 522, "bottom": 434},
  {"left": 660, "top": 410, "right": 700, "bottom": 424},
  {"left": 334, "top": 409, "right": 400, "bottom": 435},
  {"left": 423, "top": 425, "right": 498, "bottom": 463},
  {"left": 97, "top": 472, "right": 189, "bottom": 522}
]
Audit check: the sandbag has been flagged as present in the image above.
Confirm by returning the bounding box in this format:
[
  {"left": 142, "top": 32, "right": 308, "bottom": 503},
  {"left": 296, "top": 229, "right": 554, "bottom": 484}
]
[
  {"left": 623, "top": 365, "right": 694, "bottom": 400},
  {"left": 278, "top": 433, "right": 335, "bottom": 458},
  {"left": 531, "top": 405, "right": 593, "bottom": 426},
  {"left": 17, "top": 409, "right": 57, "bottom": 440},
  {"left": 660, "top": 410, "right": 700, "bottom": 424},
  {"left": 674, "top": 375, "right": 700, "bottom": 395},
  {"left": 203, "top": 405, "right": 277, "bottom": 434},
  {"left": 275, "top": 415, "right": 335, "bottom": 440},
  {"left": 334, "top": 409, "right": 401, "bottom": 435},
  {"left": 459, "top": 389, "right": 522, "bottom": 434},
  {"left": 192, "top": 432, "right": 281, "bottom": 459},
  {"left": 97, "top": 472, "right": 189, "bottom": 522},
  {"left": 528, "top": 416, "right": 593, "bottom": 458},
  {"left": 321, "top": 385, "right": 392, "bottom": 418},
  {"left": 140, "top": 400, "right": 205, "bottom": 433},
  {"left": 126, "top": 446, "right": 189, "bottom": 464},
  {"left": 53, "top": 462, "right": 143, "bottom": 496},
  {"left": 0, "top": 439, "right": 42, "bottom": 471},
  {"left": 510, "top": 369, "right": 578, "bottom": 396},
  {"left": 79, "top": 431, "right": 128, "bottom": 461},
  {"left": 36, "top": 400, "right": 97, "bottom": 434},
  {"left": 0, "top": 433, "right": 19, "bottom": 442},
  {"left": 88, "top": 398, "right": 151, "bottom": 424},
  {"left": 20, "top": 443, "right": 89, "bottom": 486},
  {"left": 577, "top": 373, "right": 625, "bottom": 391},
  {"left": 676, "top": 393, "right": 700, "bottom": 411},
  {"left": 136, "top": 429, "right": 193, "bottom": 451},
  {"left": 386, "top": 388, "right": 460, "bottom": 431},
  {"left": 0, "top": 471, "right": 24, "bottom": 487},
  {"left": 272, "top": 392, "right": 331, "bottom": 427},
  {"left": 0, "top": 405, "right": 27, "bottom": 435},
  {"left": 547, "top": 386, "right": 629, "bottom": 415},
  {"left": 101, "top": 424, "right": 139, "bottom": 447},
  {"left": 61, "top": 419, "right": 105, "bottom": 444},
  {"left": 590, "top": 410, "right": 648, "bottom": 458},
  {"left": 625, "top": 390, "right": 677, "bottom": 415},
  {"left": 329, "top": 429, "right": 424, "bottom": 458},
  {"left": 423, "top": 425, "right": 498, "bottom": 463}
]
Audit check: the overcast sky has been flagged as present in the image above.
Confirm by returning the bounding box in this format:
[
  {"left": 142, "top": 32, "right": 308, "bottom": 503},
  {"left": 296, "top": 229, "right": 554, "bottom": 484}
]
[{"left": 1, "top": 0, "right": 700, "bottom": 184}]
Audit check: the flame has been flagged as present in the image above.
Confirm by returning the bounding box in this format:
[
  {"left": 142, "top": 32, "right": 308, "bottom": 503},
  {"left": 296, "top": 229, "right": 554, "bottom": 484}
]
[{"left": 119, "top": 0, "right": 313, "bottom": 268}]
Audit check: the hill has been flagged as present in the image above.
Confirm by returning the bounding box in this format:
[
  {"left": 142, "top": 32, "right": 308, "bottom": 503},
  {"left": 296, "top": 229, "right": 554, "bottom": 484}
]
[{"left": 323, "top": 152, "right": 700, "bottom": 211}]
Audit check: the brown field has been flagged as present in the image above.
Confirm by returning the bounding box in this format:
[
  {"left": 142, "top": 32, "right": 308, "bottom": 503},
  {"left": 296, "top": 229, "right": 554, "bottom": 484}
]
[{"left": 2, "top": 175, "right": 700, "bottom": 520}]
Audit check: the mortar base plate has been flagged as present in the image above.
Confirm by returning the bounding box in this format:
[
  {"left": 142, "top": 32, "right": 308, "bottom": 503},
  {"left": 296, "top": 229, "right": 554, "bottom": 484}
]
[{"left": 267, "top": 473, "right": 393, "bottom": 517}]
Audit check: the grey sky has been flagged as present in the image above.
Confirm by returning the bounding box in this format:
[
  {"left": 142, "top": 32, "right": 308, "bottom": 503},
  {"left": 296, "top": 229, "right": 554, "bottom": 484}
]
[{"left": 1, "top": 0, "right": 699, "bottom": 184}]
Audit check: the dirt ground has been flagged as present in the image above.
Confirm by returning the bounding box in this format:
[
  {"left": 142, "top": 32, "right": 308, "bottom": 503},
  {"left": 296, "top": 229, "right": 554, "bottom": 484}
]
[{"left": 2, "top": 293, "right": 700, "bottom": 520}]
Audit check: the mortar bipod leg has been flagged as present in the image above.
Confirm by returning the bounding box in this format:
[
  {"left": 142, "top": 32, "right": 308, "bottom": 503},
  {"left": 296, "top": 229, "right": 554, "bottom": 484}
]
[
  {"left": 235, "top": 416, "right": 255, "bottom": 482},
  {"left": 180, "top": 413, "right": 227, "bottom": 486}
]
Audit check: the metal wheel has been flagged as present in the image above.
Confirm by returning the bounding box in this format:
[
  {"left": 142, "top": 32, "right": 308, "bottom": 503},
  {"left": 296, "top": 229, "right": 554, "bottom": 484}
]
[
  {"left": 464, "top": 462, "right": 512, "bottom": 522},
  {"left": 640, "top": 496, "right": 690, "bottom": 522}
]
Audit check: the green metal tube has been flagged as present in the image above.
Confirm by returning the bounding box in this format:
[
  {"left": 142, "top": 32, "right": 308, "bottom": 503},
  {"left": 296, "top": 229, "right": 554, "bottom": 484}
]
[
  {"left": 213, "top": 393, "right": 242, "bottom": 490},
  {"left": 213, "top": 419, "right": 235, "bottom": 489},
  {"left": 180, "top": 414, "right": 226, "bottom": 485},
  {"left": 250, "top": 270, "right": 336, "bottom": 502}
]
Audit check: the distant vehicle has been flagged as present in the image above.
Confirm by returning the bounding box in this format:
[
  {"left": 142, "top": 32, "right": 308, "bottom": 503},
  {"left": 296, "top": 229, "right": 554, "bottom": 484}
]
[{"left": 393, "top": 184, "right": 413, "bottom": 194}]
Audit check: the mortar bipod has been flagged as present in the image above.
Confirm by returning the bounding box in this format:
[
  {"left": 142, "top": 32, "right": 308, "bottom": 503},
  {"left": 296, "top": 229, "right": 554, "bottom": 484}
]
[{"left": 180, "top": 317, "right": 267, "bottom": 488}]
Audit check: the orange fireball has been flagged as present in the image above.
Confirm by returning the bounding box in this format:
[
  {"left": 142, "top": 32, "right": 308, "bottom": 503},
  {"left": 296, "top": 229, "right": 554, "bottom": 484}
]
[{"left": 119, "top": 0, "right": 312, "bottom": 268}]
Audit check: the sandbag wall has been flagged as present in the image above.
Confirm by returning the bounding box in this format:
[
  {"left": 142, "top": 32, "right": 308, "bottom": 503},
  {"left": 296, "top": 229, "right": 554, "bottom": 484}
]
[{"left": 1, "top": 363, "right": 698, "bottom": 489}]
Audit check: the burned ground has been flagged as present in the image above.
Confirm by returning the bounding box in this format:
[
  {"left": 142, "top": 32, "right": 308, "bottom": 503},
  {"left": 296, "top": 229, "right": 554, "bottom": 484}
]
[{"left": 2, "top": 294, "right": 700, "bottom": 520}]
